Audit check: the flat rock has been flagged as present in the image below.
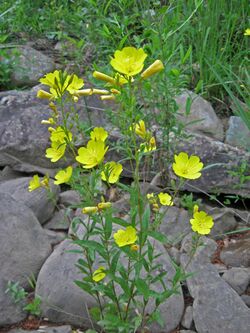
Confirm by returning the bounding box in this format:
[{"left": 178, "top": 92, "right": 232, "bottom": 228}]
[
  {"left": 59, "top": 190, "right": 81, "bottom": 207},
  {"left": 36, "top": 237, "right": 184, "bottom": 332},
  {"left": 8, "top": 326, "right": 72, "bottom": 333},
  {"left": 175, "top": 90, "right": 224, "bottom": 141},
  {"left": 44, "top": 209, "right": 73, "bottom": 230},
  {"left": 171, "top": 132, "right": 250, "bottom": 196},
  {"left": 0, "top": 177, "right": 59, "bottom": 224},
  {"left": 220, "top": 234, "right": 250, "bottom": 267},
  {"left": 180, "top": 237, "right": 250, "bottom": 333},
  {"left": 0, "top": 193, "right": 52, "bottom": 326},
  {"left": 225, "top": 116, "right": 250, "bottom": 151},
  {"left": 0, "top": 87, "right": 107, "bottom": 176},
  {"left": 159, "top": 207, "right": 190, "bottom": 246},
  {"left": 181, "top": 305, "right": 193, "bottom": 329},
  {"left": 9, "top": 45, "right": 55, "bottom": 87},
  {"left": 222, "top": 267, "right": 250, "bottom": 295}
]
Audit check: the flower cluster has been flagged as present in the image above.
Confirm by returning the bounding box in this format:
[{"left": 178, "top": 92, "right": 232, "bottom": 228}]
[
  {"left": 46, "top": 126, "right": 72, "bottom": 163},
  {"left": 28, "top": 174, "right": 49, "bottom": 192},
  {"left": 131, "top": 120, "right": 156, "bottom": 153},
  {"left": 147, "top": 192, "right": 173, "bottom": 212}
]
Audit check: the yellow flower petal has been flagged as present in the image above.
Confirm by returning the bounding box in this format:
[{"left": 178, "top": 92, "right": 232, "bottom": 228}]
[
  {"left": 54, "top": 166, "right": 73, "bottom": 185},
  {"left": 101, "top": 161, "right": 123, "bottom": 184},
  {"left": 76, "top": 140, "right": 108, "bottom": 169},
  {"left": 114, "top": 226, "right": 137, "bottom": 247},
  {"left": 158, "top": 192, "right": 173, "bottom": 206},
  {"left": 28, "top": 175, "right": 41, "bottom": 192},
  {"left": 90, "top": 127, "right": 108, "bottom": 142},
  {"left": 190, "top": 209, "right": 214, "bottom": 235},
  {"left": 172, "top": 152, "right": 203, "bottom": 179},
  {"left": 92, "top": 266, "right": 106, "bottom": 282}
]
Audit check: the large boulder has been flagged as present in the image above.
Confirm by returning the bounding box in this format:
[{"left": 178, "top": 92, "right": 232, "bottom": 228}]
[
  {"left": 0, "top": 86, "right": 107, "bottom": 176},
  {"left": 36, "top": 237, "right": 184, "bottom": 332},
  {"left": 225, "top": 116, "right": 250, "bottom": 151},
  {"left": 9, "top": 45, "right": 55, "bottom": 87},
  {"left": 0, "top": 177, "right": 59, "bottom": 224},
  {"left": 0, "top": 193, "right": 52, "bottom": 326},
  {"left": 175, "top": 90, "right": 224, "bottom": 141},
  {"left": 180, "top": 236, "right": 250, "bottom": 333}
]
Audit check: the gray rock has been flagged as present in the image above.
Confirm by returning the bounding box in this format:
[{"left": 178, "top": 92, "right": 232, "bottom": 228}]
[
  {"left": 9, "top": 45, "right": 55, "bottom": 87},
  {"left": 35, "top": 239, "right": 98, "bottom": 328},
  {"left": 159, "top": 207, "right": 190, "bottom": 246},
  {"left": 44, "top": 229, "right": 67, "bottom": 246},
  {"left": 0, "top": 165, "right": 27, "bottom": 181},
  {"left": 241, "top": 294, "right": 250, "bottom": 307},
  {"left": 179, "top": 331, "right": 197, "bottom": 333},
  {"left": 220, "top": 234, "right": 250, "bottom": 267},
  {"left": 0, "top": 193, "right": 51, "bottom": 325},
  {"left": 172, "top": 132, "right": 250, "bottom": 197},
  {"left": 181, "top": 305, "right": 193, "bottom": 329},
  {"left": 36, "top": 237, "right": 184, "bottom": 333},
  {"left": 44, "top": 209, "right": 73, "bottom": 230},
  {"left": 180, "top": 237, "right": 250, "bottom": 333},
  {"left": 59, "top": 190, "right": 81, "bottom": 207},
  {"left": 225, "top": 116, "right": 250, "bottom": 151},
  {"left": 0, "top": 87, "right": 107, "bottom": 175},
  {"left": 175, "top": 90, "right": 224, "bottom": 141},
  {"left": 0, "top": 177, "right": 59, "bottom": 224},
  {"left": 166, "top": 246, "right": 181, "bottom": 265},
  {"left": 222, "top": 267, "right": 250, "bottom": 295},
  {"left": 8, "top": 325, "right": 72, "bottom": 333},
  {"left": 200, "top": 206, "right": 237, "bottom": 239}
]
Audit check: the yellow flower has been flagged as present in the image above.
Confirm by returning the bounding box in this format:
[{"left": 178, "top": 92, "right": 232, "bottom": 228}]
[
  {"left": 45, "top": 141, "right": 66, "bottom": 162},
  {"left": 172, "top": 152, "right": 203, "bottom": 179},
  {"left": 54, "top": 166, "right": 73, "bottom": 185},
  {"left": 92, "top": 266, "right": 106, "bottom": 282},
  {"left": 141, "top": 60, "right": 164, "bottom": 79},
  {"left": 147, "top": 193, "right": 156, "bottom": 203},
  {"left": 244, "top": 28, "right": 250, "bottom": 36},
  {"left": 158, "top": 192, "right": 173, "bottom": 206},
  {"left": 101, "top": 161, "right": 123, "bottom": 184},
  {"left": 82, "top": 206, "right": 98, "bottom": 214},
  {"left": 76, "top": 140, "right": 108, "bottom": 169},
  {"left": 97, "top": 202, "right": 112, "bottom": 210},
  {"left": 134, "top": 120, "right": 147, "bottom": 139},
  {"left": 40, "top": 70, "right": 84, "bottom": 98},
  {"left": 190, "top": 208, "right": 214, "bottom": 235},
  {"left": 110, "top": 47, "right": 147, "bottom": 77},
  {"left": 40, "top": 175, "right": 50, "bottom": 188},
  {"left": 142, "top": 136, "right": 156, "bottom": 152},
  {"left": 28, "top": 175, "right": 41, "bottom": 192},
  {"left": 114, "top": 226, "right": 137, "bottom": 247},
  {"left": 90, "top": 127, "right": 108, "bottom": 142},
  {"left": 50, "top": 126, "right": 72, "bottom": 144}
]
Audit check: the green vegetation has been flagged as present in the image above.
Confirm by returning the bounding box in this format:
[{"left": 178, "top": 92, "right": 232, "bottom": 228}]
[{"left": 0, "top": 1, "right": 249, "bottom": 110}]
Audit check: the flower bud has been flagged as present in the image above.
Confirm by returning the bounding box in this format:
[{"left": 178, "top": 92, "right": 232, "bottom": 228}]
[
  {"left": 37, "top": 89, "right": 54, "bottom": 100},
  {"left": 100, "top": 95, "right": 115, "bottom": 101},
  {"left": 92, "top": 89, "right": 110, "bottom": 95},
  {"left": 97, "top": 202, "right": 112, "bottom": 210},
  {"left": 82, "top": 206, "right": 98, "bottom": 214},
  {"left": 130, "top": 244, "right": 139, "bottom": 251},
  {"left": 93, "top": 71, "right": 116, "bottom": 85},
  {"left": 141, "top": 60, "right": 164, "bottom": 79}
]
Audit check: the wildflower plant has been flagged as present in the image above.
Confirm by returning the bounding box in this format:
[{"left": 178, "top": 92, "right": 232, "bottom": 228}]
[{"left": 29, "top": 46, "right": 214, "bottom": 333}]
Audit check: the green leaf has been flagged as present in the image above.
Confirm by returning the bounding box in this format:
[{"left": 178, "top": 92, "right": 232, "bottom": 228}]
[
  {"left": 148, "top": 231, "right": 170, "bottom": 244},
  {"left": 135, "top": 278, "right": 150, "bottom": 300},
  {"left": 73, "top": 239, "right": 107, "bottom": 260}
]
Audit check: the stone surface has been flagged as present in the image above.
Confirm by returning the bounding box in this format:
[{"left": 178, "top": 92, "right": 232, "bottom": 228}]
[
  {"left": 181, "top": 305, "right": 193, "bottom": 329},
  {"left": 0, "top": 87, "right": 107, "bottom": 175},
  {"left": 180, "top": 237, "right": 250, "bottom": 333},
  {"left": 175, "top": 90, "right": 224, "bottom": 141},
  {"left": 36, "top": 237, "right": 184, "bottom": 333},
  {"left": 35, "top": 239, "right": 98, "bottom": 328},
  {"left": 200, "top": 206, "right": 237, "bottom": 239},
  {"left": 222, "top": 267, "right": 250, "bottom": 295},
  {"left": 59, "top": 190, "right": 81, "bottom": 207},
  {"left": 9, "top": 45, "right": 55, "bottom": 87},
  {"left": 159, "top": 207, "right": 190, "bottom": 246},
  {"left": 0, "top": 193, "right": 51, "bottom": 326},
  {"left": 225, "top": 116, "right": 250, "bottom": 151},
  {"left": 0, "top": 165, "right": 27, "bottom": 181},
  {"left": 8, "top": 326, "right": 72, "bottom": 333},
  {"left": 0, "top": 177, "right": 59, "bottom": 224},
  {"left": 220, "top": 234, "right": 250, "bottom": 267},
  {"left": 171, "top": 132, "right": 250, "bottom": 196},
  {"left": 241, "top": 294, "right": 250, "bottom": 307},
  {"left": 44, "top": 209, "right": 73, "bottom": 230}
]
